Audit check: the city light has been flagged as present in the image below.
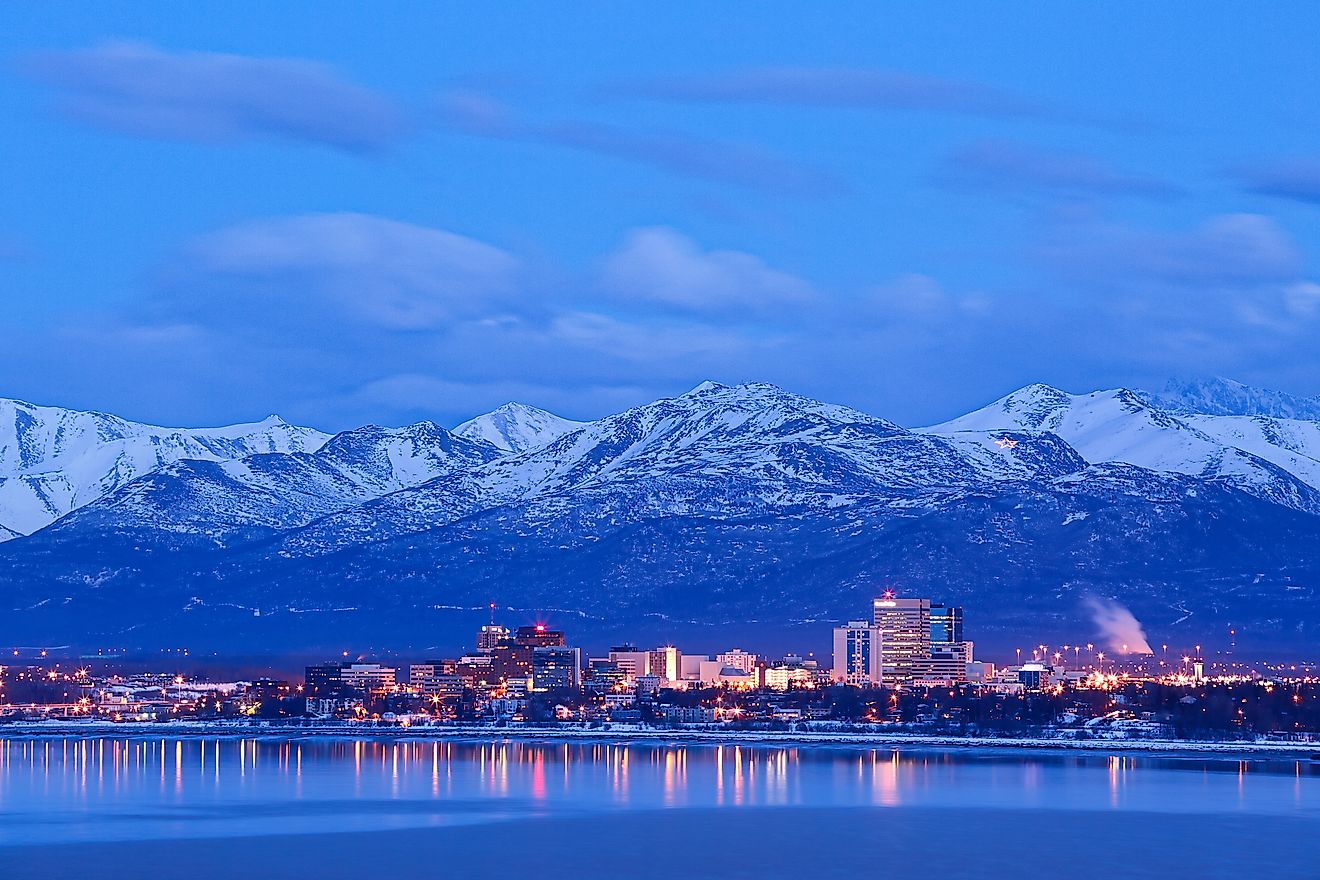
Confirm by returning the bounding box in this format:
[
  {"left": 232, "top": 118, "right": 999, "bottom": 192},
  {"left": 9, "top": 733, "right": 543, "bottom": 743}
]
[{"left": 1, "top": 601, "right": 1316, "bottom": 741}]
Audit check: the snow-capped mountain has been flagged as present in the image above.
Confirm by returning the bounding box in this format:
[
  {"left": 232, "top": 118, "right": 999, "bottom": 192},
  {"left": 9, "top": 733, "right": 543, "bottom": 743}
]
[
  {"left": 454, "top": 402, "right": 585, "bottom": 453},
  {"left": 926, "top": 384, "right": 1320, "bottom": 514},
  {"left": 48, "top": 421, "right": 501, "bottom": 541},
  {"left": 1146, "top": 377, "right": 1320, "bottom": 420},
  {"left": 3, "top": 378, "right": 1320, "bottom": 653},
  {"left": 277, "top": 381, "right": 1090, "bottom": 556},
  {"left": 0, "top": 398, "right": 329, "bottom": 539}
]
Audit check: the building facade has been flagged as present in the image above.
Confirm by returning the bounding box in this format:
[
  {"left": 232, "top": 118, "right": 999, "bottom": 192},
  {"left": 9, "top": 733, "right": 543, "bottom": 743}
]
[
  {"left": 476, "top": 625, "right": 510, "bottom": 653},
  {"left": 648, "top": 646, "right": 681, "bottom": 685},
  {"left": 872, "top": 596, "right": 931, "bottom": 688},
  {"left": 339, "top": 663, "right": 397, "bottom": 694},
  {"left": 606, "top": 645, "right": 650, "bottom": 682},
  {"left": 715, "top": 649, "right": 758, "bottom": 674},
  {"left": 832, "top": 620, "right": 884, "bottom": 686},
  {"left": 929, "top": 604, "right": 964, "bottom": 645},
  {"left": 530, "top": 646, "right": 581, "bottom": 691}
]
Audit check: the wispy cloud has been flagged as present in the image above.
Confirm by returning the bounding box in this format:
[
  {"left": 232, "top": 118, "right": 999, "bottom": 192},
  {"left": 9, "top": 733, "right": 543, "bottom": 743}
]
[
  {"left": 1040, "top": 213, "right": 1302, "bottom": 287},
  {"left": 168, "top": 212, "right": 520, "bottom": 331},
  {"left": 439, "top": 89, "right": 843, "bottom": 196},
  {"left": 939, "top": 140, "right": 1178, "bottom": 199},
  {"left": 11, "top": 207, "right": 1320, "bottom": 432},
  {"left": 599, "top": 227, "right": 814, "bottom": 313},
  {"left": 1230, "top": 158, "right": 1320, "bottom": 205},
  {"left": 22, "top": 41, "right": 406, "bottom": 152},
  {"left": 612, "top": 66, "right": 1067, "bottom": 120}
]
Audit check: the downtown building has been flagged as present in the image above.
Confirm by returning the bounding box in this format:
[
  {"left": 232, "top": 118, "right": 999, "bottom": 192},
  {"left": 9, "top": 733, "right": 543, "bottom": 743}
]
[
  {"left": 831, "top": 595, "right": 975, "bottom": 689},
  {"left": 603, "top": 644, "right": 682, "bottom": 686},
  {"left": 304, "top": 662, "right": 397, "bottom": 696},
  {"left": 872, "top": 595, "right": 932, "bottom": 688},
  {"left": 831, "top": 621, "right": 884, "bottom": 686},
  {"left": 913, "top": 602, "right": 973, "bottom": 687},
  {"left": 530, "top": 645, "right": 581, "bottom": 692},
  {"left": 483, "top": 623, "right": 585, "bottom": 692}
]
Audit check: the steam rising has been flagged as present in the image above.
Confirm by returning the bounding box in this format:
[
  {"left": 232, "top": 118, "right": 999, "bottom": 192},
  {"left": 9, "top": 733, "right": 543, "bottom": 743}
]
[{"left": 1083, "top": 597, "right": 1153, "bottom": 654}]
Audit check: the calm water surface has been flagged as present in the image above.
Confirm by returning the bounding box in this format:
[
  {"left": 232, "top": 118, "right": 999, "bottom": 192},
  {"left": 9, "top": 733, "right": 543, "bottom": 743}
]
[{"left": 2, "top": 736, "right": 1317, "bottom": 878}]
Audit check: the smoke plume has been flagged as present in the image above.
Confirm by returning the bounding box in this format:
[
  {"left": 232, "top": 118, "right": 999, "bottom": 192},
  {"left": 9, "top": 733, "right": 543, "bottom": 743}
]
[{"left": 1083, "top": 597, "right": 1153, "bottom": 654}]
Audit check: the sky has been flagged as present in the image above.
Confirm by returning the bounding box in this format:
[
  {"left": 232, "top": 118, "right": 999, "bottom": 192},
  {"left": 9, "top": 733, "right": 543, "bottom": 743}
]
[{"left": 3, "top": 3, "right": 1320, "bottom": 430}]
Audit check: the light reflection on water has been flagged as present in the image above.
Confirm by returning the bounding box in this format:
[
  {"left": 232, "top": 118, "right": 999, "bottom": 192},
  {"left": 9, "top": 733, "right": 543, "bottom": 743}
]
[{"left": 0, "top": 737, "right": 1316, "bottom": 846}]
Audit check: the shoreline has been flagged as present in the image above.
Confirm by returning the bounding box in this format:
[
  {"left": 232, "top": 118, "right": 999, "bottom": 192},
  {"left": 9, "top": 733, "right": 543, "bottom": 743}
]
[{"left": 3, "top": 720, "right": 1318, "bottom": 758}]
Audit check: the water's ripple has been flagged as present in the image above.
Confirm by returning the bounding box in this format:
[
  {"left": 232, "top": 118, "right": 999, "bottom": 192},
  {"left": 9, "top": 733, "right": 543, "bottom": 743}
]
[{"left": 0, "top": 736, "right": 1316, "bottom": 847}]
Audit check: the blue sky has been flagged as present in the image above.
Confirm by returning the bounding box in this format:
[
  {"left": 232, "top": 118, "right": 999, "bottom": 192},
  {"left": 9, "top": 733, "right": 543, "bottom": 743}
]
[{"left": 3, "top": 3, "right": 1320, "bottom": 429}]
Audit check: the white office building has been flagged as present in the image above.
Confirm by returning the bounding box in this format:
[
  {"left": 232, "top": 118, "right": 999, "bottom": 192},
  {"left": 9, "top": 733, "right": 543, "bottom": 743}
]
[{"left": 832, "top": 620, "right": 884, "bottom": 686}]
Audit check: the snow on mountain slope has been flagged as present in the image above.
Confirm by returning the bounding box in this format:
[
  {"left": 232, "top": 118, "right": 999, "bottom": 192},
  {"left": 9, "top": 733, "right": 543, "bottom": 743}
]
[
  {"left": 279, "top": 382, "right": 1091, "bottom": 555},
  {"left": 453, "top": 402, "right": 585, "bottom": 453},
  {"left": 1178, "top": 414, "right": 1320, "bottom": 489},
  {"left": 1147, "top": 377, "right": 1320, "bottom": 420},
  {"left": 46, "top": 421, "right": 501, "bottom": 540},
  {"left": 0, "top": 398, "right": 330, "bottom": 539},
  {"left": 9, "top": 379, "right": 1320, "bottom": 651},
  {"left": 925, "top": 384, "right": 1320, "bottom": 513}
]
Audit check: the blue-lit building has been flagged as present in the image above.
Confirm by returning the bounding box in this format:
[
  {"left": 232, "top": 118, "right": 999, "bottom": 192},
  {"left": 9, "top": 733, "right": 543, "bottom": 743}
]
[{"left": 930, "top": 604, "right": 964, "bottom": 646}]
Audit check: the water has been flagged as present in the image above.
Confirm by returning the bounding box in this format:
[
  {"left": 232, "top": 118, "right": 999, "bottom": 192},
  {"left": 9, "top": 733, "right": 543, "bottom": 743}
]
[{"left": 2, "top": 736, "right": 1318, "bottom": 879}]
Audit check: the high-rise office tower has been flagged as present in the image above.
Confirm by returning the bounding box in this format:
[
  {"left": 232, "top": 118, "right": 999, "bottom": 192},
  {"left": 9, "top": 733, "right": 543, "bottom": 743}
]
[
  {"left": 872, "top": 594, "right": 931, "bottom": 688},
  {"left": 476, "top": 624, "right": 510, "bottom": 653},
  {"left": 606, "top": 645, "right": 650, "bottom": 682},
  {"left": 715, "top": 649, "right": 758, "bottom": 674},
  {"left": 929, "top": 604, "right": 964, "bottom": 646},
  {"left": 514, "top": 624, "right": 565, "bottom": 647},
  {"left": 648, "top": 646, "right": 681, "bottom": 685},
  {"left": 530, "top": 646, "right": 581, "bottom": 691},
  {"left": 832, "top": 621, "right": 884, "bottom": 686},
  {"left": 924, "top": 603, "right": 971, "bottom": 684}
]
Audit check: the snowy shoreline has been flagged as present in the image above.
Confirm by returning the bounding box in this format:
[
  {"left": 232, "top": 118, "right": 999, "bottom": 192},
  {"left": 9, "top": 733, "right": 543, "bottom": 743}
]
[{"left": 3, "top": 720, "right": 1317, "bottom": 758}]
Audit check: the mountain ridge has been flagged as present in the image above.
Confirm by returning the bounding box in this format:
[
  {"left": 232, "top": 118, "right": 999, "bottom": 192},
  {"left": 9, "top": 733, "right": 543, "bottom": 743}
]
[
  {"left": 0, "top": 397, "right": 331, "bottom": 538},
  {"left": 454, "top": 402, "right": 585, "bottom": 453},
  {"left": 2, "top": 378, "right": 1320, "bottom": 652},
  {"left": 926, "top": 383, "right": 1320, "bottom": 515},
  {"left": 1147, "top": 376, "right": 1320, "bottom": 420}
]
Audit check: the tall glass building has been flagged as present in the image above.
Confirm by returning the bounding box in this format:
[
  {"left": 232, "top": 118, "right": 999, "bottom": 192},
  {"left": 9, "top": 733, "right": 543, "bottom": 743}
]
[
  {"left": 930, "top": 604, "right": 964, "bottom": 645},
  {"left": 872, "top": 596, "right": 931, "bottom": 688}
]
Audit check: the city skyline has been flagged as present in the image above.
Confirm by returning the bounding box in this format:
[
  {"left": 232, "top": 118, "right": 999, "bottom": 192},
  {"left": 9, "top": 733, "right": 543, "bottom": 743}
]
[{"left": 4, "top": 7, "right": 1319, "bottom": 877}]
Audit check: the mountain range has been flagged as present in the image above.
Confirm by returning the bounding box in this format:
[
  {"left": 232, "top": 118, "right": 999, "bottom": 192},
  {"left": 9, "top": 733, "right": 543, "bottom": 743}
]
[
  {"left": 1, "top": 377, "right": 1318, "bottom": 655},
  {"left": 0, "top": 399, "right": 328, "bottom": 539}
]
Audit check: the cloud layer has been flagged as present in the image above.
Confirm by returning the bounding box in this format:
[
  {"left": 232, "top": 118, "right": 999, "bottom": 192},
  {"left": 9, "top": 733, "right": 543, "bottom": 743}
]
[
  {"left": 8, "top": 205, "right": 1312, "bottom": 431},
  {"left": 439, "top": 90, "right": 841, "bottom": 195},
  {"left": 600, "top": 227, "right": 813, "bottom": 312},
  {"left": 22, "top": 41, "right": 406, "bottom": 151},
  {"left": 173, "top": 213, "right": 520, "bottom": 331},
  {"left": 941, "top": 141, "right": 1177, "bottom": 199},
  {"left": 616, "top": 66, "right": 1064, "bottom": 120},
  {"left": 1232, "top": 159, "right": 1320, "bottom": 205},
  {"left": 7, "top": 32, "right": 1320, "bottom": 430}
]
